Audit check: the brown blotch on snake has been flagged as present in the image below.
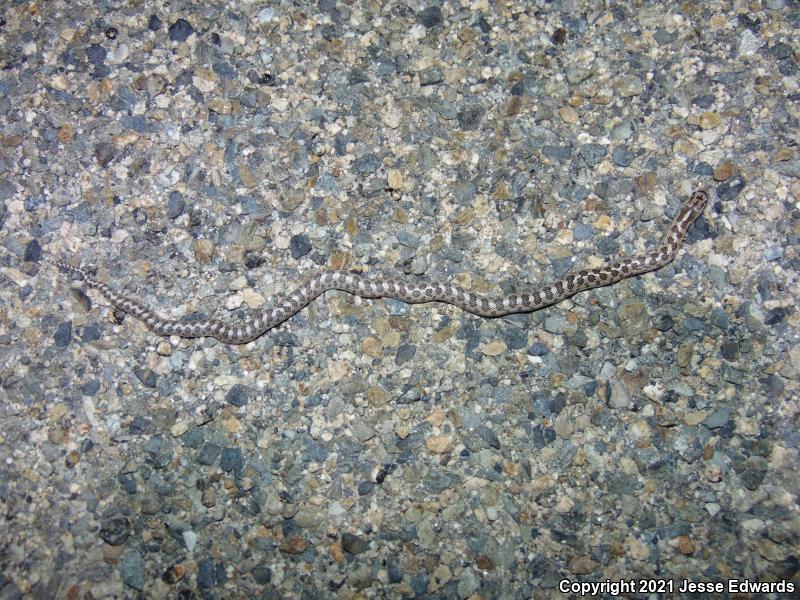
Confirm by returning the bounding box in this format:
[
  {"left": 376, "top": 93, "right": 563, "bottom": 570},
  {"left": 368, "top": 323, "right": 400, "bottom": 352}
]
[{"left": 50, "top": 190, "right": 709, "bottom": 345}]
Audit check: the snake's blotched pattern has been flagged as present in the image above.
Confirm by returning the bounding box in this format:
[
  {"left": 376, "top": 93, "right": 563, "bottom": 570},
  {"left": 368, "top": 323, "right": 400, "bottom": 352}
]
[{"left": 53, "top": 190, "right": 708, "bottom": 344}]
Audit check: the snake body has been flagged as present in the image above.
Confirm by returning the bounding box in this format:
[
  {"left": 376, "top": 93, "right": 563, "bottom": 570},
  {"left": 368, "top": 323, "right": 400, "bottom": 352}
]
[{"left": 52, "top": 190, "right": 708, "bottom": 344}]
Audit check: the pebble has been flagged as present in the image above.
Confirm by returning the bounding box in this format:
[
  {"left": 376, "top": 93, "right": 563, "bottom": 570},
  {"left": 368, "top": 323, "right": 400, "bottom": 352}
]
[{"left": 168, "top": 19, "right": 194, "bottom": 42}]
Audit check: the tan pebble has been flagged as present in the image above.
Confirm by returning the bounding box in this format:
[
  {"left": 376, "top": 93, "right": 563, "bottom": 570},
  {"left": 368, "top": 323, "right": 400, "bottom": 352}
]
[
  {"left": 481, "top": 341, "right": 507, "bottom": 356},
  {"left": 194, "top": 239, "right": 215, "bottom": 262},
  {"left": 50, "top": 74, "right": 69, "bottom": 90},
  {"left": 201, "top": 488, "right": 216, "bottom": 508},
  {"left": 684, "top": 410, "right": 710, "bottom": 426},
  {"left": 427, "top": 408, "right": 445, "bottom": 427},
  {"left": 425, "top": 434, "right": 453, "bottom": 454},
  {"left": 327, "top": 360, "right": 348, "bottom": 382},
  {"left": 366, "top": 385, "right": 389, "bottom": 407},
  {"left": 329, "top": 541, "right": 345, "bottom": 562},
  {"left": 57, "top": 124, "right": 76, "bottom": 142},
  {"left": 387, "top": 169, "right": 403, "bottom": 190},
  {"left": 705, "top": 465, "right": 722, "bottom": 482},
  {"left": 170, "top": 421, "right": 189, "bottom": 437},
  {"left": 559, "top": 106, "right": 578, "bottom": 124},
  {"left": 699, "top": 111, "right": 721, "bottom": 129},
  {"left": 774, "top": 147, "right": 795, "bottom": 161},
  {"left": 676, "top": 344, "right": 692, "bottom": 368},
  {"left": 394, "top": 422, "right": 411, "bottom": 439},
  {"left": 428, "top": 565, "right": 451, "bottom": 592},
  {"left": 713, "top": 161, "right": 734, "bottom": 181},
  {"left": 242, "top": 288, "right": 265, "bottom": 309},
  {"left": 676, "top": 535, "right": 695, "bottom": 555},
  {"left": 554, "top": 494, "right": 574, "bottom": 514},
  {"left": 628, "top": 536, "right": 650, "bottom": 561},
  {"left": 240, "top": 356, "right": 261, "bottom": 371},
  {"left": 223, "top": 416, "right": 240, "bottom": 433},
  {"left": 361, "top": 336, "right": 382, "bottom": 357},
  {"left": 280, "top": 536, "right": 309, "bottom": 554},
  {"left": 156, "top": 341, "right": 172, "bottom": 356},
  {"left": 673, "top": 139, "right": 700, "bottom": 157},
  {"left": 570, "top": 556, "right": 597, "bottom": 575}
]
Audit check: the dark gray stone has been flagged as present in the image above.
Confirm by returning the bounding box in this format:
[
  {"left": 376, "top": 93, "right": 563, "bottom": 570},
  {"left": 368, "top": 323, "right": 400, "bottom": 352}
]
[
  {"left": 100, "top": 516, "right": 132, "bottom": 545},
  {"left": 457, "top": 105, "right": 484, "bottom": 130},
  {"left": 476, "top": 425, "right": 501, "bottom": 449},
  {"left": 197, "top": 443, "right": 220, "bottom": 466},
  {"left": 703, "top": 408, "right": 732, "bottom": 429},
  {"left": 611, "top": 146, "right": 634, "bottom": 167},
  {"left": 24, "top": 239, "right": 41, "bottom": 262},
  {"left": 289, "top": 234, "right": 312, "bottom": 259},
  {"left": 226, "top": 383, "right": 251, "bottom": 406},
  {"left": 341, "top": 532, "right": 370, "bottom": 554},
  {"left": 169, "top": 19, "right": 194, "bottom": 42},
  {"left": 120, "top": 550, "right": 144, "bottom": 591},
  {"left": 418, "top": 6, "right": 443, "bottom": 28},
  {"left": 94, "top": 142, "right": 115, "bottom": 167},
  {"left": 353, "top": 153, "right": 381, "bottom": 174},
  {"left": 423, "top": 471, "right": 452, "bottom": 493},
  {"left": 220, "top": 447, "right": 243, "bottom": 475},
  {"left": 716, "top": 175, "right": 746, "bottom": 200},
  {"left": 251, "top": 565, "right": 272, "bottom": 584},
  {"left": 395, "top": 343, "right": 416, "bottom": 365},
  {"left": 579, "top": 143, "right": 607, "bottom": 166},
  {"left": 86, "top": 44, "right": 106, "bottom": 65},
  {"left": 133, "top": 367, "right": 156, "bottom": 388},
  {"left": 531, "top": 425, "right": 556, "bottom": 449},
  {"left": 527, "top": 341, "right": 549, "bottom": 356},
  {"left": 54, "top": 321, "right": 72, "bottom": 347},
  {"left": 167, "top": 191, "right": 185, "bottom": 219}
]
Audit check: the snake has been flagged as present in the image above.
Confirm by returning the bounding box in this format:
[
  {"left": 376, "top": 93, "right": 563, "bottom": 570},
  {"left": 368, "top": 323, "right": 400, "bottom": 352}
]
[{"left": 50, "top": 190, "right": 708, "bottom": 345}]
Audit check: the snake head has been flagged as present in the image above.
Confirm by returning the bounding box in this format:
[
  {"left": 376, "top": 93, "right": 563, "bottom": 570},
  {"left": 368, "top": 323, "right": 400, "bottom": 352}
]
[{"left": 689, "top": 189, "right": 709, "bottom": 215}]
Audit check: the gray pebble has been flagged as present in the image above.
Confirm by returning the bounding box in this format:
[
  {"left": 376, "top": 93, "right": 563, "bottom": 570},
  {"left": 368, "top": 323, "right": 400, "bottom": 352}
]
[
  {"left": 100, "top": 516, "right": 132, "bottom": 546},
  {"left": 226, "top": 383, "right": 250, "bottom": 406},
  {"left": 290, "top": 234, "right": 312, "bottom": 259},
  {"left": 572, "top": 222, "right": 593, "bottom": 242},
  {"left": 54, "top": 321, "right": 72, "bottom": 347},
  {"left": 611, "top": 146, "right": 634, "bottom": 167},
  {"left": 457, "top": 105, "right": 484, "bottom": 130},
  {"left": 167, "top": 191, "right": 185, "bottom": 219},
  {"left": 423, "top": 471, "right": 453, "bottom": 493},
  {"left": 703, "top": 408, "right": 732, "bottom": 429},
  {"left": 220, "top": 447, "right": 243, "bottom": 475},
  {"left": 341, "top": 532, "right": 370, "bottom": 554},
  {"left": 94, "top": 142, "right": 115, "bottom": 168},
  {"left": 419, "top": 67, "right": 444, "bottom": 86},
  {"left": 579, "top": 143, "right": 607, "bottom": 166},
  {"left": 395, "top": 343, "right": 416, "bottom": 365},
  {"left": 86, "top": 44, "right": 106, "bottom": 65},
  {"left": 527, "top": 341, "right": 549, "bottom": 356},
  {"left": 531, "top": 425, "right": 556, "bottom": 449},
  {"left": 476, "top": 425, "right": 501, "bottom": 449},
  {"left": 169, "top": 18, "right": 194, "bottom": 42},
  {"left": 25, "top": 239, "right": 42, "bottom": 262},
  {"left": 133, "top": 367, "right": 156, "bottom": 388},
  {"left": 716, "top": 175, "right": 746, "bottom": 200},
  {"left": 417, "top": 6, "right": 443, "bottom": 28},
  {"left": 0, "top": 178, "right": 15, "bottom": 200},
  {"left": 197, "top": 443, "right": 220, "bottom": 466},
  {"left": 120, "top": 550, "right": 145, "bottom": 591},
  {"left": 353, "top": 153, "right": 381, "bottom": 174}
]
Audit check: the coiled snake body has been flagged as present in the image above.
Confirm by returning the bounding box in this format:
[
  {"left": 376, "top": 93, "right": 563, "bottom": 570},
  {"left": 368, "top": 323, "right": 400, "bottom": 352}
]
[{"left": 52, "top": 190, "right": 708, "bottom": 344}]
